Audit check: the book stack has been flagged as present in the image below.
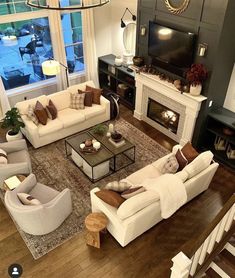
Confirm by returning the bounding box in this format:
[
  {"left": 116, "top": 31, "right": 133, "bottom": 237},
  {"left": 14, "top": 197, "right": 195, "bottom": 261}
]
[
  {"left": 3, "top": 176, "right": 22, "bottom": 191},
  {"left": 109, "top": 138, "right": 126, "bottom": 148}
]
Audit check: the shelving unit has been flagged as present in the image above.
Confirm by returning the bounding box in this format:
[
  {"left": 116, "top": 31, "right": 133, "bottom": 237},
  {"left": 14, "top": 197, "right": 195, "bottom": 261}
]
[
  {"left": 203, "top": 108, "right": 235, "bottom": 170},
  {"left": 98, "top": 54, "right": 136, "bottom": 110}
]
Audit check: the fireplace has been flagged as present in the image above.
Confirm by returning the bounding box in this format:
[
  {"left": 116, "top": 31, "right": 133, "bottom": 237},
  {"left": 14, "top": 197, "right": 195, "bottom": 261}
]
[{"left": 147, "top": 98, "right": 180, "bottom": 134}]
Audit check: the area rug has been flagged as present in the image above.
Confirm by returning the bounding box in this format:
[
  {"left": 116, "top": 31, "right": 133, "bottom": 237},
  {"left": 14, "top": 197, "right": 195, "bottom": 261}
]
[{"left": 2, "top": 118, "right": 169, "bottom": 259}]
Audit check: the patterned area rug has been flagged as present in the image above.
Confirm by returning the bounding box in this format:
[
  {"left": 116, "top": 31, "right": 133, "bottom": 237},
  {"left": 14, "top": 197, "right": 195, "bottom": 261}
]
[{"left": 3, "top": 118, "right": 169, "bottom": 259}]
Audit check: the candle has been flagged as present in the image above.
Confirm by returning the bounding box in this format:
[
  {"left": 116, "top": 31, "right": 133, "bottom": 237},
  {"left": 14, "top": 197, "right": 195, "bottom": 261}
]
[{"left": 109, "top": 123, "right": 114, "bottom": 133}]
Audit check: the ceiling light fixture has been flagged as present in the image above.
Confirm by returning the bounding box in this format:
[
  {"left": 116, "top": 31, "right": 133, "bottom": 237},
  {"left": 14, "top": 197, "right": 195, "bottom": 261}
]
[
  {"left": 26, "top": 0, "right": 110, "bottom": 11},
  {"left": 120, "top": 8, "right": 137, "bottom": 28}
]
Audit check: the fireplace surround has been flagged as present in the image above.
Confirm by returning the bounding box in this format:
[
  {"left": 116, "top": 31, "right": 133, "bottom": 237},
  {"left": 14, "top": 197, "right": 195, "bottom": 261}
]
[{"left": 134, "top": 73, "right": 207, "bottom": 145}]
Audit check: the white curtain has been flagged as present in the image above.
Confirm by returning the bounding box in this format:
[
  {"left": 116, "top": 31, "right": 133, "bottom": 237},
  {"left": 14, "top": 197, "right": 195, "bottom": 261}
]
[
  {"left": 82, "top": 5, "right": 99, "bottom": 87},
  {"left": 0, "top": 77, "right": 11, "bottom": 120}
]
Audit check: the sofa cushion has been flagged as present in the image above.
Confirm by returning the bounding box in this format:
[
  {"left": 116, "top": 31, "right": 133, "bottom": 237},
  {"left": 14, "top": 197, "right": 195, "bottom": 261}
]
[
  {"left": 57, "top": 108, "right": 85, "bottom": 128},
  {"left": 117, "top": 191, "right": 159, "bottom": 220},
  {"left": 81, "top": 105, "right": 106, "bottom": 120},
  {"left": 16, "top": 95, "right": 48, "bottom": 115},
  {"left": 38, "top": 119, "right": 63, "bottom": 137},
  {"left": 34, "top": 101, "right": 48, "bottom": 125},
  {"left": 7, "top": 150, "right": 30, "bottom": 164},
  {"left": 49, "top": 90, "right": 70, "bottom": 111},
  {"left": 183, "top": 151, "right": 213, "bottom": 179},
  {"left": 124, "top": 164, "right": 161, "bottom": 186},
  {"left": 95, "top": 189, "right": 125, "bottom": 208},
  {"left": 121, "top": 186, "right": 145, "bottom": 199}
]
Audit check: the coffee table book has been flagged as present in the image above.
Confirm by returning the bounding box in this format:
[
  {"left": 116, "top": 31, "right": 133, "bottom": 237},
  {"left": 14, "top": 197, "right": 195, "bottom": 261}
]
[
  {"left": 4, "top": 176, "right": 22, "bottom": 190},
  {"left": 108, "top": 138, "right": 126, "bottom": 148}
]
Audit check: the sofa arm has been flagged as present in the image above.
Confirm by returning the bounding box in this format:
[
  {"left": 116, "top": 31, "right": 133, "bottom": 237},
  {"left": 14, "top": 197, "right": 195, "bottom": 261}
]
[
  {"left": 0, "top": 139, "right": 28, "bottom": 153},
  {"left": 21, "top": 116, "right": 38, "bottom": 135},
  {"left": 0, "top": 163, "right": 32, "bottom": 186},
  {"left": 15, "top": 173, "right": 37, "bottom": 194}
]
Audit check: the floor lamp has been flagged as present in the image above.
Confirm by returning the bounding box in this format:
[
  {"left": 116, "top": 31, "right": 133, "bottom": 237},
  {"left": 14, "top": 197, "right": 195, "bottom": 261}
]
[{"left": 42, "top": 59, "right": 69, "bottom": 88}]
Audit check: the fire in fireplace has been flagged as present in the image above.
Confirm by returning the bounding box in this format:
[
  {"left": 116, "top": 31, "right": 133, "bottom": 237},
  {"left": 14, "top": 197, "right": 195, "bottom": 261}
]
[{"left": 147, "top": 98, "right": 180, "bottom": 134}]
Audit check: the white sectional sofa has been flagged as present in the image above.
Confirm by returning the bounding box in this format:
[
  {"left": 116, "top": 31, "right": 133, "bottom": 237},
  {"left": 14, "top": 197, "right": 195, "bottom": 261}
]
[
  {"left": 90, "top": 145, "right": 219, "bottom": 247},
  {"left": 15, "top": 81, "right": 110, "bottom": 148}
]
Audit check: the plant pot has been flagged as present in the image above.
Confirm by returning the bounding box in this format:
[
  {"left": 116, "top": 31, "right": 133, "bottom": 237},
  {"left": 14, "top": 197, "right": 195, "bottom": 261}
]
[
  {"left": 190, "top": 84, "right": 202, "bottom": 96},
  {"left": 6, "top": 130, "right": 23, "bottom": 142}
]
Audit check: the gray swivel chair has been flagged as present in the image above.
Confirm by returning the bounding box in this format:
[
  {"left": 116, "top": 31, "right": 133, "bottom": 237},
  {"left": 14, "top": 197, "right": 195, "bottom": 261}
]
[
  {"left": 4, "top": 174, "right": 72, "bottom": 235},
  {"left": 0, "top": 139, "right": 32, "bottom": 186}
]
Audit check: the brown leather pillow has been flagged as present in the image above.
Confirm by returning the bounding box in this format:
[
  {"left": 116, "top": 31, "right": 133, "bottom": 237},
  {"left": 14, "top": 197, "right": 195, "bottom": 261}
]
[
  {"left": 95, "top": 189, "right": 125, "bottom": 208},
  {"left": 46, "top": 99, "right": 57, "bottom": 120},
  {"left": 86, "top": 85, "right": 102, "bottom": 105},
  {"left": 34, "top": 101, "right": 48, "bottom": 125},
  {"left": 181, "top": 142, "right": 199, "bottom": 163},
  {"left": 78, "top": 89, "right": 93, "bottom": 107},
  {"left": 175, "top": 149, "right": 188, "bottom": 171}
]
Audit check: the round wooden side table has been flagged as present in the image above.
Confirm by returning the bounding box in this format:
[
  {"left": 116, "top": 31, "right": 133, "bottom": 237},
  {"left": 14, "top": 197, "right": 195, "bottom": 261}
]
[{"left": 85, "top": 212, "right": 108, "bottom": 248}]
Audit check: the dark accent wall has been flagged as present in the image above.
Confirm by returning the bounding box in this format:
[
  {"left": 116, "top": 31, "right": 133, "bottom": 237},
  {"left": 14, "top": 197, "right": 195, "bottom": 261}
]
[{"left": 136, "top": 0, "right": 235, "bottom": 148}]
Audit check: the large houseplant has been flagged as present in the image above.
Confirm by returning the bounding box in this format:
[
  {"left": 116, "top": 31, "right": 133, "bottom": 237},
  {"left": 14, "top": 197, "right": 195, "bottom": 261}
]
[
  {"left": 1, "top": 107, "right": 25, "bottom": 141},
  {"left": 186, "top": 64, "right": 208, "bottom": 96}
]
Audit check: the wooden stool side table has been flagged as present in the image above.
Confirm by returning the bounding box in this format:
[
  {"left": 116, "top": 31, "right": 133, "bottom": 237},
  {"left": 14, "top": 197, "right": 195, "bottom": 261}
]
[{"left": 85, "top": 212, "right": 108, "bottom": 248}]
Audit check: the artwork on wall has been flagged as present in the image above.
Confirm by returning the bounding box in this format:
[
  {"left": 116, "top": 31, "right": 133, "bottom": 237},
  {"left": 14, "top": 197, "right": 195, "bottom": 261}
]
[{"left": 165, "top": 0, "right": 190, "bottom": 15}]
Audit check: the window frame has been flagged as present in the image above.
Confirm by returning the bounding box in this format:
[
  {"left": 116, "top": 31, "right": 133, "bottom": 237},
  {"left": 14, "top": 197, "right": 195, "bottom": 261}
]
[{"left": 0, "top": 7, "right": 85, "bottom": 95}]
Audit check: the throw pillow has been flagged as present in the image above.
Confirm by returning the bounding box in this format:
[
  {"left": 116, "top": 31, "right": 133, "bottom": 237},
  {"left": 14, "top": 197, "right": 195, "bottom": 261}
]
[
  {"left": 121, "top": 186, "right": 145, "bottom": 199},
  {"left": 46, "top": 99, "right": 57, "bottom": 120},
  {"left": 175, "top": 149, "right": 188, "bottom": 171},
  {"left": 161, "top": 155, "right": 179, "bottom": 174},
  {"left": 183, "top": 151, "right": 214, "bottom": 179},
  {"left": 181, "top": 142, "right": 199, "bottom": 163},
  {"left": 27, "top": 105, "right": 39, "bottom": 125},
  {"left": 17, "top": 193, "right": 41, "bottom": 206},
  {"left": 86, "top": 85, "right": 102, "bottom": 105},
  {"left": 105, "top": 181, "right": 131, "bottom": 192},
  {"left": 0, "top": 149, "right": 7, "bottom": 164},
  {"left": 70, "top": 93, "right": 85, "bottom": 110},
  {"left": 95, "top": 189, "right": 125, "bottom": 208},
  {"left": 78, "top": 89, "right": 93, "bottom": 107},
  {"left": 34, "top": 101, "right": 48, "bottom": 125}
]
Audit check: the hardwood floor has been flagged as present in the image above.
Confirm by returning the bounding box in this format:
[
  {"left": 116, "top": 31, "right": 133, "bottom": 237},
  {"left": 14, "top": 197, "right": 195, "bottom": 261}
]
[{"left": 0, "top": 106, "right": 234, "bottom": 278}]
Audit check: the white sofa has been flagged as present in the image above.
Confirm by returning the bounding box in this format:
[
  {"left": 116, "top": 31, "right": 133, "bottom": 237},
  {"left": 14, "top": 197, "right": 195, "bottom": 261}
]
[
  {"left": 90, "top": 145, "right": 219, "bottom": 247},
  {"left": 15, "top": 81, "right": 110, "bottom": 148}
]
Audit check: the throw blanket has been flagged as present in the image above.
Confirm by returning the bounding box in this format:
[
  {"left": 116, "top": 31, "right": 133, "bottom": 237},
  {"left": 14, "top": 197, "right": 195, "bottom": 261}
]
[{"left": 140, "top": 174, "right": 187, "bottom": 219}]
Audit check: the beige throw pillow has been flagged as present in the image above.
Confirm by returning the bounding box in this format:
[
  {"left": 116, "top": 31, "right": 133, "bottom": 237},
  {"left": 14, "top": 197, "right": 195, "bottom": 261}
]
[
  {"left": 105, "top": 181, "right": 131, "bottom": 192},
  {"left": 70, "top": 93, "right": 85, "bottom": 110},
  {"left": 17, "top": 193, "right": 41, "bottom": 206},
  {"left": 27, "top": 105, "right": 39, "bottom": 125},
  {"left": 161, "top": 155, "right": 179, "bottom": 174}
]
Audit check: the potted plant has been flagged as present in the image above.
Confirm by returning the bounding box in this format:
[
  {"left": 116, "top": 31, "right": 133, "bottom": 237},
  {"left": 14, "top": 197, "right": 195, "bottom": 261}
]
[
  {"left": 1, "top": 108, "right": 25, "bottom": 141},
  {"left": 186, "top": 64, "right": 208, "bottom": 96}
]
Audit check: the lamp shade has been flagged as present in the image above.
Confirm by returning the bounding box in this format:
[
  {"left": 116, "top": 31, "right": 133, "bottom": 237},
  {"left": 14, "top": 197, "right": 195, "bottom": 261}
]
[{"left": 42, "top": 60, "right": 60, "bottom": 76}]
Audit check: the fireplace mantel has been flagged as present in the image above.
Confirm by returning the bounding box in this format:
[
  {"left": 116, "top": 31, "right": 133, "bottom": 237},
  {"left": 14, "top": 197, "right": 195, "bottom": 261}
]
[{"left": 134, "top": 73, "right": 207, "bottom": 145}]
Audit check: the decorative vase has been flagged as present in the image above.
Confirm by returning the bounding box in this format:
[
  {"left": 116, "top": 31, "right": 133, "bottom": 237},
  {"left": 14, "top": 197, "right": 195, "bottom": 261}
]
[
  {"left": 190, "top": 84, "right": 202, "bottom": 96},
  {"left": 6, "top": 130, "right": 23, "bottom": 142},
  {"left": 115, "top": 56, "right": 123, "bottom": 67}
]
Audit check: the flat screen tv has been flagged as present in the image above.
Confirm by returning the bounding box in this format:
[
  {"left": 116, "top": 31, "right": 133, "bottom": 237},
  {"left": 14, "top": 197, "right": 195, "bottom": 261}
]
[{"left": 148, "top": 22, "right": 196, "bottom": 68}]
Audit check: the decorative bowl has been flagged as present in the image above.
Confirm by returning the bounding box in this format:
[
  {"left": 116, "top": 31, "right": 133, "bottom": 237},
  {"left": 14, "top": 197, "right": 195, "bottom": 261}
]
[
  {"left": 111, "top": 131, "right": 123, "bottom": 143},
  {"left": 133, "top": 56, "right": 145, "bottom": 67}
]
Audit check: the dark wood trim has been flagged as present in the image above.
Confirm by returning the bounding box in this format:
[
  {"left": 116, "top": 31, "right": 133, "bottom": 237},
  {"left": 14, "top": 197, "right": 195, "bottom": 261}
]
[{"left": 184, "top": 194, "right": 235, "bottom": 258}]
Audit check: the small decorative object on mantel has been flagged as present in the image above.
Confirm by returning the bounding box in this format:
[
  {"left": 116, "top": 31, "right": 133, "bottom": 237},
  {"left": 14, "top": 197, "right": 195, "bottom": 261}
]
[
  {"left": 186, "top": 63, "right": 208, "bottom": 96},
  {"left": 165, "top": 0, "right": 190, "bottom": 15},
  {"left": 133, "top": 56, "right": 145, "bottom": 67}
]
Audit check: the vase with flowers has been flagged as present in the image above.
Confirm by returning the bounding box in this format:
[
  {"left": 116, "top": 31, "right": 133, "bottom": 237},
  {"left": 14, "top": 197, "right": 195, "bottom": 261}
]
[{"left": 186, "top": 64, "right": 208, "bottom": 96}]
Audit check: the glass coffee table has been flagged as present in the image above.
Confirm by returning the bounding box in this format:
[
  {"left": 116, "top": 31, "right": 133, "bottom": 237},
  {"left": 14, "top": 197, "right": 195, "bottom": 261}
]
[{"left": 65, "top": 127, "right": 135, "bottom": 182}]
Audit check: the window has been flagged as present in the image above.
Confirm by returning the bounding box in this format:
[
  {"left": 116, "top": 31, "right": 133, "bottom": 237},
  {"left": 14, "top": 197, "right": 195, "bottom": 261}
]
[
  {"left": 62, "top": 12, "right": 84, "bottom": 74},
  {"left": 0, "top": 17, "right": 53, "bottom": 90},
  {"left": 0, "top": 0, "right": 46, "bottom": 15}
]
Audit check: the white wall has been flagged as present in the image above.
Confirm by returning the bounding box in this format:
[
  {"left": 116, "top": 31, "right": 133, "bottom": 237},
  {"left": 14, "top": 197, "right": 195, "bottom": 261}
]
[
  {"left": 94, "top": 0, "right": 138, "bottom": 57},
  {"left": 224, "top": 64, "right": 235, "bottom": 113}
]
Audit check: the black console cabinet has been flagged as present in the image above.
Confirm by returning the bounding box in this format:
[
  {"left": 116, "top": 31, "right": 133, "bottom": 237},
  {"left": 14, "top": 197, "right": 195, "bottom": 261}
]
[{"left": 98, "top": 54, "right": 136, "bottom": 110}]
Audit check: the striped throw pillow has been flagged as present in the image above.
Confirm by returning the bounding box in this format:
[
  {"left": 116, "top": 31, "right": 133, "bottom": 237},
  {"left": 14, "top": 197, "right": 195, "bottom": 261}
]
[{"left": 105, "top": 181, "right": 131, "bottom": 192}]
